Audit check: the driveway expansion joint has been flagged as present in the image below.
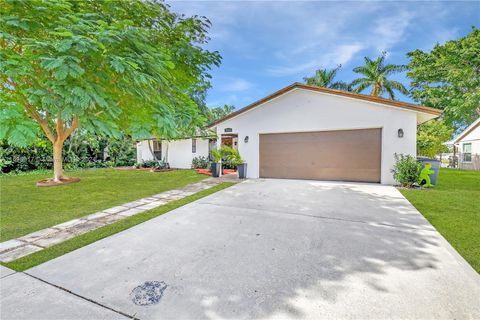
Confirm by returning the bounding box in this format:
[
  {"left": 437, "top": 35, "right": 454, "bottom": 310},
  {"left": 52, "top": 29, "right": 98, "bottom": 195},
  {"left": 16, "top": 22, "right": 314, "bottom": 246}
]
[
  {"left": 24, "top": 272, "right": 138, "bottom": 320},
  {"left": 197, "top": 201, "right": 437, "bottom": 233}
]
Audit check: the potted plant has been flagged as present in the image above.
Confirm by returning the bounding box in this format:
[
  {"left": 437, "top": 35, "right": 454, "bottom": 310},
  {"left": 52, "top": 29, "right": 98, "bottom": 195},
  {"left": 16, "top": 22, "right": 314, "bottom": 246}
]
[
  {"left": 210, "top": 149, "right": 222, "bottom": 177},
  {"left": 236, "top": 159, "right": 247, "bottom": 179},
  {"left": 224, "top": 147, "right": 247, "bottom": 179}
]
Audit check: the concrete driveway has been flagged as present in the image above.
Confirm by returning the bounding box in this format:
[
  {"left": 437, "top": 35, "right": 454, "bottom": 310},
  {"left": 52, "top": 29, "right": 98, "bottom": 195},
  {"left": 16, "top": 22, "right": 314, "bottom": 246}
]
[{"left": 2, "top": 179, "right": 480, "bottom": 319}]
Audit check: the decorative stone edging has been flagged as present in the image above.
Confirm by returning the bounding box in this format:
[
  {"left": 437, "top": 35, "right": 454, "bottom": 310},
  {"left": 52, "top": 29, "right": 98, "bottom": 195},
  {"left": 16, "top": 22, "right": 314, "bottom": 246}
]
[{"left": 0, "top": 174, "right": 238, "bottom": 263}]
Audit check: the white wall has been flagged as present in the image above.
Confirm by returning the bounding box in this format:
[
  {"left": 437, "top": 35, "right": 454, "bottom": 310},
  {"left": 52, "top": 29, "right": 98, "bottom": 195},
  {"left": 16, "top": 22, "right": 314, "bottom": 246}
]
[
  {"left": 214, "top": 88, "right": 418, "bottom": 184},
  {"left": 136, "top": 140, "right": 155, "bottom": 163},
  {"left": 136, "top": 138, "right": 210, "bottom": 169}
]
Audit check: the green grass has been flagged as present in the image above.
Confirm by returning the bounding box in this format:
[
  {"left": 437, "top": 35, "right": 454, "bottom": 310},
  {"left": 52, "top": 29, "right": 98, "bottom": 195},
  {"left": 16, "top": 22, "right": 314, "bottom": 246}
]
[
  {"left": 3, "top": 182, "right": 235, "bottom": 272},
  {"left": 0, "top": 168, "right": 207, "bottom": 241},
  {"left": 400, "top": 168, "right": 480, "bottom": 273}
]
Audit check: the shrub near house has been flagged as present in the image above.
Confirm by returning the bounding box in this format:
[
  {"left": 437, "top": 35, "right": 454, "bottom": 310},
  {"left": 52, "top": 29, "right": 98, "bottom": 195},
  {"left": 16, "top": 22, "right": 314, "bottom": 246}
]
[
  {"left": 392, "top": 154, "right": 422, "bottom": 187},
  {"left": 192, "top": 156, "right": 210, "bottom": 169}
]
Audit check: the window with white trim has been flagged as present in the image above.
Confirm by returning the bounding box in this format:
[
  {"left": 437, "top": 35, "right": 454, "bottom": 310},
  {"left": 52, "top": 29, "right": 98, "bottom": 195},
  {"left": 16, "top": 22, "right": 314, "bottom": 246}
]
[
  {"left": 463, "top": 143, "right": 472, "bottom": 162},
  {"left": 152, "top": 139, "right": 161, "bottom": 160},
  {"left": 192, "top": 138, "right": 197, "bottom": 153}
]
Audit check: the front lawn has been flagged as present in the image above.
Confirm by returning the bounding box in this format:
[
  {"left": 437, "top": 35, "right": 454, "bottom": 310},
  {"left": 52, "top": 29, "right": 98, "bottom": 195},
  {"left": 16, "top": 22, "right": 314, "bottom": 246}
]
[
  {"left": 0, "top": 169, "right": 206, "bottom": 241},
  {"left": 4, "top": 182, "right": 235, "bottom": 272},
  {"left": 400, "top": 168, "right": 480, "bottom": 273}
]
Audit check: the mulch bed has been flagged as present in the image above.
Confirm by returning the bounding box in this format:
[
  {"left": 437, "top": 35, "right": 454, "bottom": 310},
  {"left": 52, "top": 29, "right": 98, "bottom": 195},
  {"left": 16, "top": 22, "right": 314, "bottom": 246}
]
[
  {"left": 116, "top": 167, "right": 238, "bottom": 175},
  {"left": 115, "top": 167, "right": 151, "bottom": 171},
  {"left": 36, "top": 177, "right": 81, "bottom": 187},
  {"left": 115, "top": 167, "right": 177, "bottom": 172},
  {"left": 195, "top": 168, "right": 237, "bottom": 176}
]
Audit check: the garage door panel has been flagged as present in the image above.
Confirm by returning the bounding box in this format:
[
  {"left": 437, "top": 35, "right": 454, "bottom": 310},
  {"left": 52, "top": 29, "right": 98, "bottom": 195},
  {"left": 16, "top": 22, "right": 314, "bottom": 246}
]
[{"left": 259, "top": 129, "right": 381, "bottom": 182}]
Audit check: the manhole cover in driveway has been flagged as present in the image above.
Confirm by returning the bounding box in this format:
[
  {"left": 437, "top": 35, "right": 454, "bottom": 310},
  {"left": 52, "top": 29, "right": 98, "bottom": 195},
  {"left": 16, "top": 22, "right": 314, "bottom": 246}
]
[{"left": 130, "top": 281, "right": 168, "bottom": 306}]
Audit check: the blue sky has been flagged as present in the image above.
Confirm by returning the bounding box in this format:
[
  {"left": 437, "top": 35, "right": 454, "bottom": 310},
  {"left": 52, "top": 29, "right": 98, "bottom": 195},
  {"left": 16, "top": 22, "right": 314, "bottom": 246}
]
[{"left": 169, "top": 1, "right": 479, "bottom": 109}]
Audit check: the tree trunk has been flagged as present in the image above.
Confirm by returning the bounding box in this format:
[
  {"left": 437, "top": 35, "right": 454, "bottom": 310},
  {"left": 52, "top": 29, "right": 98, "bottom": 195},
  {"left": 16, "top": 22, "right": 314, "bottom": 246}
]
[
  {"left": 24, "top": 105, "right": 79, "bottom": 184},
  {"left": 372, "top": 83, "right": 381, "bottom": 97},
  {"left": 53, "top": 140, "right": 64, "bottom": 182}
]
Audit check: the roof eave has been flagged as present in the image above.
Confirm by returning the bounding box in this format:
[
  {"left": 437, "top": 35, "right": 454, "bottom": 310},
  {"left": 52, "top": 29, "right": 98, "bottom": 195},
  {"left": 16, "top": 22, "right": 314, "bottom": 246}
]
[
  {"left": 453, "top": 118, "right": 480, "bottom": 143},
  {"left": 207, "top": 83, "right": 443, "bottom": 128}
]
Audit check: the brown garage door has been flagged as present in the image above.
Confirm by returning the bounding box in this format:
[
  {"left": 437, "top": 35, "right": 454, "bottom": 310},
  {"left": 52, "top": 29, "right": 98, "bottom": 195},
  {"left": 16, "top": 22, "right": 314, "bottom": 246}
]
[{"left": 259, "top": 128, "right": 381, "bottom": 182}]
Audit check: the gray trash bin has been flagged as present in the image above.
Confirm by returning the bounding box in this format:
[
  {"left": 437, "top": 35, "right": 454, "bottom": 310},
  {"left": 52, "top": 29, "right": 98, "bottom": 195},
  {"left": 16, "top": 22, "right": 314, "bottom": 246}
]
[{"left": 417, "top": 157, "right": 440, "bottom": 186}]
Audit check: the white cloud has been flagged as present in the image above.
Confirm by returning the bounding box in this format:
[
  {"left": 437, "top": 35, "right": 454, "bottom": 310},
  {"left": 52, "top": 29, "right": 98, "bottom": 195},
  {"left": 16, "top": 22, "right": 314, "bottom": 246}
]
[
  {"left": 268, "top": 44, "right": 364, "bottom": 76},
  {"left": 207, "top": 93, "right": 252, "bottom": 108},
  {"left": 370, "top": 10, "right": 415, "bottom": 51},
  {"left": 430, "top": 28, "right": 459, "bottom": 46},
  {"left": 168, "top": 1, "right": 252, "bottom": 51},
  {"left": 219, "top": 79, "right": 252, "bottom": 92},
  {"left": 267, "top": 61, "right": 318, "bottom": 77}
]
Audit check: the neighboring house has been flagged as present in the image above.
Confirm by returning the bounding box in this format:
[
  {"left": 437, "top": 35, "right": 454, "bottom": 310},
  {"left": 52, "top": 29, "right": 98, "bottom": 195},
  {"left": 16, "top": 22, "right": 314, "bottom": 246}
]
[
  {"left": 136, "top": 137, "right": 215, "bottom": 169},
  {"left": 439, "top": 140, "right": 455, "bottom": 168},
  {"left": 453, "top": 118, "right": 480, "bottom": 170},
  {"left": 208, "top": 83, "right": 442, "bottom": 184}
]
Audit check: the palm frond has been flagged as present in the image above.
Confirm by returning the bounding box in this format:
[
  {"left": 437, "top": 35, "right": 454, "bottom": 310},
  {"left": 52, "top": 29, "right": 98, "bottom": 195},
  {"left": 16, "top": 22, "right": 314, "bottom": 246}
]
[
  {"left": 304, "top": 66, "right": 345, "bottom": 89},
  {"left": 384, "top": 86, "right": 396, "bottom": 100},
  {"left": 353, "top": 81, "right": 371, "bottom": 94},
  {"left": 351, "top": 52, "right": 408, "bottom": 98},
  {"left": 350, "top": 77, "right": 369, "bottom": 86},
  {"left": 332, "top": 81, "right": 353, "bottom": 91},
  {"left": 352, "top": 65, "right": 369, "bottom": 74},
  {"left": 383, "top": 63, "right": 408, "bottom": 75},
  {"left": 387, "top": 80, "right": 409, "bottom": 95}
]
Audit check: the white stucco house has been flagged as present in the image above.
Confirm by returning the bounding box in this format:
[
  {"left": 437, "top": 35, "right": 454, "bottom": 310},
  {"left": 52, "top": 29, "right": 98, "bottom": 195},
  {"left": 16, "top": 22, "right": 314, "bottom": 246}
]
[
  {"left": 453, "top": 117, "right": 480, "bottom": 170},
  {"left": 208, "top": 83, "right": 442, "bottom": 184},
  {"left": 136, "top": 137, "right": 215, "bottom": 169}
]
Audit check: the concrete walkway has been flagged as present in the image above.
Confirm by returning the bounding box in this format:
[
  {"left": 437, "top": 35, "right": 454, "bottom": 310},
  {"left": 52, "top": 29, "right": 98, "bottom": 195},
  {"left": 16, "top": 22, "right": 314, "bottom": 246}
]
[
  {"left": 0, "top": 174, "right": 238, "bottom": 263},
  {"left": 1, "top": 179, "right": 479, "bottom": 319}
]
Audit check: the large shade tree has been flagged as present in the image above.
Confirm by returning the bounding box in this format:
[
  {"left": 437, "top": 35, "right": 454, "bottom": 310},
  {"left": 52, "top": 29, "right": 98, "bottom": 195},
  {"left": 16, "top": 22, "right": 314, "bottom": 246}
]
[
  {"left": 0, "top": 0, "right": 220, "bottom": 183},
  {"left": 303, "top": 66, "right": 352, "bottom": 91},
  {"left": 351, "top": 52, "right": 408, "bottom": 99},
  {"left": 407, "top": 28, "right": 480, "bottom": 127}
]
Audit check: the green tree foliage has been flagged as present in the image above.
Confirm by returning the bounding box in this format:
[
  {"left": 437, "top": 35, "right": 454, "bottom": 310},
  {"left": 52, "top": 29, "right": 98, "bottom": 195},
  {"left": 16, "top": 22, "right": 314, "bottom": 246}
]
[
  {"left": 1, "top": 132, "right": 136, "bottom": 173},
  {"left": 207, "top": 104, "right": 235, "bottom": 122},
  {"left": 351, "top": 52, "right": 408, "bottom": 99},
  {"left": 0, "top": 0, "right": 220, "bottom": 181},
  {"left": 0, "top": 138, "right": 52, "bottom": 172},
  {"left": 303, "top": 65, "right": 352, "bottom": 91},
  {"left": 218, "top": 145, "right": 242, "bottom": 169},
  {"left": 407, "top": 28, "right": 480, "bottom": 127},
  {"left": 417, "top": 120, "right": 454, "bottom": 158}
]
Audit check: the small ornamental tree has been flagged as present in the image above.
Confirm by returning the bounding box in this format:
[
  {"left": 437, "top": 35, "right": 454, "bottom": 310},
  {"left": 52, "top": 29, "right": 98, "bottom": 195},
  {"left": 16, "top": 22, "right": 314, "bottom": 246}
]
[{"left": 0, "top": 0, "right": 220, "bottom": 183}]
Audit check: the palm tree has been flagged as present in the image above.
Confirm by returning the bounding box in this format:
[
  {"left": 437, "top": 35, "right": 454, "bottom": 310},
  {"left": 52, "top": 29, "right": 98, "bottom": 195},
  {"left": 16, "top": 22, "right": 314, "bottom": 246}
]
[
  {"left": 303, "top": 65, "right": 352, "bottom": 91},
  {"left": 351, "top": 52, "right": 408, "bottom": 100}
]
